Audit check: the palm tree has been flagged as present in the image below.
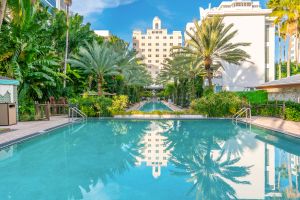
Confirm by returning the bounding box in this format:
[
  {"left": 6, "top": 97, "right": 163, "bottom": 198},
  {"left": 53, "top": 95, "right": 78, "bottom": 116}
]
[
  {"left": 176, "top": 16, "right": 250, "bottom": 88},
  {"left": 0, "top": 0, "right": 7, "bottom": 30},
  {"left": 63, "top": 0, "right": 72, "bottom": 88},
  {"left": 69, "top": 41, "right": 120, "bottom": 96}
]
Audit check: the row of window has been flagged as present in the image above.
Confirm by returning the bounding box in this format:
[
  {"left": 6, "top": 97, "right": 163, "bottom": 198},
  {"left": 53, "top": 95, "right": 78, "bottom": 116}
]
[
  {"left": 147, "top": 144, "right": 166, "bottom": 147},
  {"left": 141, "top": 49, "right": 169, "bottom": 52},
  {"left": 143, "top": 150, "right": 167, "bottom": 153},
  {"left": 146, "top": 54, "right": 168, "bottom": 58},
  {"left": 147, "top": 157, "right": 167, "bottom": 161},
  {"left": 133, "top": 43, "right": 181, "bottom": 47}
]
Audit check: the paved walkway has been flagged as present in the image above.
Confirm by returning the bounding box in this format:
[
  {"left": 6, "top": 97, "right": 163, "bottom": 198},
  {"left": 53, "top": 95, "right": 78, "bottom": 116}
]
[
  {"left": 0, "top": 116, "right": 71, "bottom": 148},
  {"left": 126, "top": 101, "right": 146, "bottom": 111},
  {"left": 162, "top": 101, "right": 184, "bottom": 111},
  {"left": 244, "top": 117, "right": 300, "bottom": 138}
]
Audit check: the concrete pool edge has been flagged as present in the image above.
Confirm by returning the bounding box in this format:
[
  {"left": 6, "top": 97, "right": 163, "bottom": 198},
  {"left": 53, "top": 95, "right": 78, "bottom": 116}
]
[
  {"left": 0, "top": 119, "right": 82, "bottom": 150},
  {"left": 0, "top": 116, "right": 298, "bottom": 150}
]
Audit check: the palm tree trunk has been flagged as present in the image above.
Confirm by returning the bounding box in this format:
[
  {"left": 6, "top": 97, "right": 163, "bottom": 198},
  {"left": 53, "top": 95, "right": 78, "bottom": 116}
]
[
  {"left": 97, "top": 76, "right": 103, "bottom": 96},
  {"left": 278, "top": 24, "right": 282, "bottom": 79},
  {"left": 206, "top": 65, "right": 213, "bottom": 88},
  {"left": 287, "top": 37, "right": 292, "bottom": 77},
  {"left": 0, "top": 0, "right": 7, "bottom": 31},
  {"left": 63, "top": 5, "right": 70, "bottom": 88}
]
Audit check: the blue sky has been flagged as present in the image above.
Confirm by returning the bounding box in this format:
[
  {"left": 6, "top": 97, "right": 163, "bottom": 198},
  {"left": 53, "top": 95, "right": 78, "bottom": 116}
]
[{"left": 72, "top": 0, "right": 268, "bottom": 44}]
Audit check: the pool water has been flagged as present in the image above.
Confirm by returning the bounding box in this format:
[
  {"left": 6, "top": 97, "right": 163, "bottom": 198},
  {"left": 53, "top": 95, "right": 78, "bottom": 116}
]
[
  {"left": 0, "top": 119, "right": 299, "bottom": 200},
  {"left": 139, "top": 101, "right": 173, "bottom": 112}
]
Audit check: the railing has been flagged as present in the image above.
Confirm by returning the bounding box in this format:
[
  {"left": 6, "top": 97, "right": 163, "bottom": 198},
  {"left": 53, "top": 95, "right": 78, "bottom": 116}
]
[
  {"left": 35, "top": 103, "right": 68, "bottom": 120},
  {"left": 233, "top": 107, "right": 252, "bottom": 123},
  {"left": 69, "top": 106, "right": 87, "bottom": 121}
]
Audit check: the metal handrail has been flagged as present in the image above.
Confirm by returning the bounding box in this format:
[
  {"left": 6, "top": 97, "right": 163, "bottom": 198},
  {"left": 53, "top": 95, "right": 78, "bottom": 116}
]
[
  {"left": 69, "top": 107, "right": 87, "bottom": 121},
  {"left": 233, "top": 107, "right": 252, "bottom": 123}
]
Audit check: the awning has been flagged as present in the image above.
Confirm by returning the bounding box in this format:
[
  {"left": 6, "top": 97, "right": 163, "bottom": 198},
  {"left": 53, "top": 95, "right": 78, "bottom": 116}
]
[{"left": 0, "top": 76, "right": 19, "bottom": 86}]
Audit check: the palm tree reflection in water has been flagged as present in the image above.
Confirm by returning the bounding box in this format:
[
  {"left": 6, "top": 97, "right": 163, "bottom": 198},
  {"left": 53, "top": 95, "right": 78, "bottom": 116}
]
[{"left": 164, "top": 121, "right": 253, "bottom": 200}]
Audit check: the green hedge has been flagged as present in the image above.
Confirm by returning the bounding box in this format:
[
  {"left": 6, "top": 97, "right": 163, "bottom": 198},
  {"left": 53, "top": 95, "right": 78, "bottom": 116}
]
[
  {"left": 69, "top": 96, "right": 113, "bottom": 117},
  {"left": 236, "top": 90, "right": 268, "bottom": 104},
  {"left": 191, "top": 92, "right": 244, "bottom": 117},
  {"left": 251, "top": 101, "right": 300, "bottom": 122}
]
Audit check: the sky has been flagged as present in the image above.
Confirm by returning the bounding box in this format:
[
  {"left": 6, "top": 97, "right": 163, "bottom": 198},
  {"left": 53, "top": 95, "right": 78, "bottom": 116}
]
[{"left": 71, "top": 0, "right": 268, "bottom": 44}]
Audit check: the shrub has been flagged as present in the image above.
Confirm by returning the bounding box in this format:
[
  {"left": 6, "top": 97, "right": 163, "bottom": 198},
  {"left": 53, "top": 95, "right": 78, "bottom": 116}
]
[
  {"left": 191, "top": 91, "right": 244, "bottom": 117},
  {"left": 69, "top": 96, "right": 113, "bottom": 117},
  {"left": 108, "top": 95, "right": 129, "bottom": 115},
  {"left": 19, "top": 100, "right": 36, "bottom": 121},
  {"left": 236, "top": 90, "right": 268, "bottom": 104},
  {"left": 284, "top": 101, "right": 300, "bottom": 121}
]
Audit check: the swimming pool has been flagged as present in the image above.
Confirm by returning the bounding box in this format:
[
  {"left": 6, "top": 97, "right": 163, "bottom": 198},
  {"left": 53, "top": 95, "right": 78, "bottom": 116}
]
[
  {"left": 139, "top": 101, "right": 173, "bottom": 112},
  {"left": 0, "top": 119, "right": 299, "bottom": 199}
]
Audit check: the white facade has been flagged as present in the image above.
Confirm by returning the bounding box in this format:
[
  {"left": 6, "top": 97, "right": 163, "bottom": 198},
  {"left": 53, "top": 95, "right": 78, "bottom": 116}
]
[
  {"left": 135, "top": 122, "right": 171, "bottom": 178},
  {"left": 132, "top": 17, "right": 183, "bottom": 80},
  {"left": 186, "top": 0, "right": 276, "bottom": 91},
  {"left": 94, "top": 30, "right": 111, "bottom": 38},
  {"left": 291, "top": 35, "right": 300, "bottom": 62}
]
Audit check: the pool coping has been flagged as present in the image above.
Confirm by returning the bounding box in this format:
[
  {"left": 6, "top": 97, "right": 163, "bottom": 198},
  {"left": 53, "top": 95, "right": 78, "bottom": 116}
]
[
  {"left": 0, "top": 116, "right": 298, "bottom": 150},
  {"left": 0, "top": 120, "right": 81, "bottom": 150}
]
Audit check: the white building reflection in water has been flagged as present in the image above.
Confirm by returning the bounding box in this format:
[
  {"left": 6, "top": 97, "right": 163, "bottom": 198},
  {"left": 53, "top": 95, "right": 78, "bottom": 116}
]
[{"left": 136, "top": 121, "right": 172, "bottom": 178}]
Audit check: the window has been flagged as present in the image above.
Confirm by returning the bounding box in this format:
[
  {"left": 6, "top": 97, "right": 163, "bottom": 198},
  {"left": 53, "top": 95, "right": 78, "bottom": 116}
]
[
  {"left": 148, "top": 150, "right": 151, "bottom": 153},
  {"left": 148, "top": 54, "right": 152, "bottom": 57},
  {"left": 142, "top": 49, "right": 145, "bottom": 52},
  {"left": 163, "top": 49, "right": 167, "bottom": 52},
  {"left": 148, "top": 66, "right": 151, "bottom": 69},
  {"left": 148, "top": 36, "right": 151, "bottom": 39},
  {"left": 148, "top": 49, "right": 151, "bottom": 52},
  {"left": 156, "top": 43, "right": 159, "bottom": 46},
  {"left": 156, "top": 60, "right": 159, "bottom": 63},
  {"left": 170, "top": 43, "right": 173, "bottom": 46},
  {"left": 133, "top": 43, "right": 137, "bottom": 46},
  {"left": 155, "top": 23, "right": 159, "bottom": 29},
  {"left": 141, "top": 43, "right": 145, "bottom": 46},
  {"left": 178, "top": 43, "right": 182, "bottom": 46},
  {"left": 142, "top": 36, "right": 145, "bottom": 39},
  {"left": 156, "top": 36, "right": 159, "bottom": 39},
  {"left": 163, "top": 54, "right": 167, "bottom": 57},
  {"left": 163, "top": 36, "right": 167, "bottom": 39},
  {"left": 133, "top": 36, "right": 136, "bottom": 39},
  {"left": 170, "top": 36, "right": 173, "bottom": 39},
  {"left": 156, "top": 55, "right": 159, "bottom": 57},
  {"left": 156, "top": 150, "right": 159, "bottom": 153},
  {"left": 178, "top": 36, "right": 182, "bottom": 39},
  {"left": 156, "top": 49, "right": 159, "bottom": 52},
  {"left": 163, "top": 43, "right": 167, "bottom": 46},
  {"left": 148, "top": 43, "right": 151, "bottom": 46},
  {"left": 148, "top": 60, "right": 152, "bottom": 63}
]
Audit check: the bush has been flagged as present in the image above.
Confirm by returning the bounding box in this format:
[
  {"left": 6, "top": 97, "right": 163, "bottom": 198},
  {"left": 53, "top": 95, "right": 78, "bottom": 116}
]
[
  {"left": 236, "top": 90, "right": 268, "bottom": 104},
  {"left": 69, "top": 96, "right": 113, "bottom": 117},
  {"left": 284, "top": 101, "right": 300, "bottom": 121},
  {"left": 191, "top": 91, "right": 244, "bottom": 117},
  {"left": 19, "top": 100, "right": 36, "bottom": 121},
  {"left": 108, "top": 95, "right": 129, "bottom": 115}
]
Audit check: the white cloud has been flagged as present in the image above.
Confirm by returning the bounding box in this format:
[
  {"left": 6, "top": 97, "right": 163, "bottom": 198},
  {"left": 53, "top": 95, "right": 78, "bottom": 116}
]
[
  {"left": 157, "top": 5, "right": 174, "bottom": 18},
  {"left": 71, "top": 0, "right": 136, "bottom": 16}
]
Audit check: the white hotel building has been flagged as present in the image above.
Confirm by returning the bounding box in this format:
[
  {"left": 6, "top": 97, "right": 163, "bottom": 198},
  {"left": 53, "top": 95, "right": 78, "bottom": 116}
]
[
  {"left": 41, "top": 0, "right": 66, "bottom": 11},
  {"left": 186, "top": 0, "right": 276, "bottom": 91},
  {"left": 132, "top": 17, "right": 183, "bottom": 81},
  {"left": 291, "top": 35, "right": 300, "bottom": 62}
]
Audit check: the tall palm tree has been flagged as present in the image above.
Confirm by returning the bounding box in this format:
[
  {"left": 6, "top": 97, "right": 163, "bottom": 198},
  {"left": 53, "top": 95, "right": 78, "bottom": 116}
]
[
  {"left": 63, "top": 0, "right": 72, "bottom": 88},
  {"left": 176, "top": 16, "right": 251, "bottom": 88},
  {"left": 0, "top": 0, "right": 7, "bottom": 30},
  {"left": 69, "top": 41, "right": 120, "bottom": 96}
]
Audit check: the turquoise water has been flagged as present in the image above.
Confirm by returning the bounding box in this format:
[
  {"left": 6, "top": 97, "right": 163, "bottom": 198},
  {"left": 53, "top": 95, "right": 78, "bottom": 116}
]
[
  {"left": 0, "top": 119, "right": 299, "bottom": 199},
  {"left": 139, "top": 101, "right": 173, "bottom": 112}
]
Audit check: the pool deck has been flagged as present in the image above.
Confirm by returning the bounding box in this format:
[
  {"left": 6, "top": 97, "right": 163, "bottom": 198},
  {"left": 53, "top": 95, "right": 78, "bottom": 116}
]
[
  {"left": 0, "top": 116, "right": 71, "bottom": 148},
  {"left": 126, "top": 101, "right": 146, "bottom": 111},
  {"left": 161, "top": 101, "right": 184, "bottom": 111},
  {"left": 241, "top": 117, "right": 300, "bottom": 138}
]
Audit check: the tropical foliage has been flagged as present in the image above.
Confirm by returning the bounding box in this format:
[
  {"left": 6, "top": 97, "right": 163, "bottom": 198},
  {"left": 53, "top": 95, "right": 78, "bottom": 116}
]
[
  {"left": 191, "top": 92, "right": 244, "bottom": 117},
  {"left": 267, "top": 0, "right": 300, "bottom": 78},
  {"left": 0, "top": 0, "right": 151, "bottom": 120}
]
